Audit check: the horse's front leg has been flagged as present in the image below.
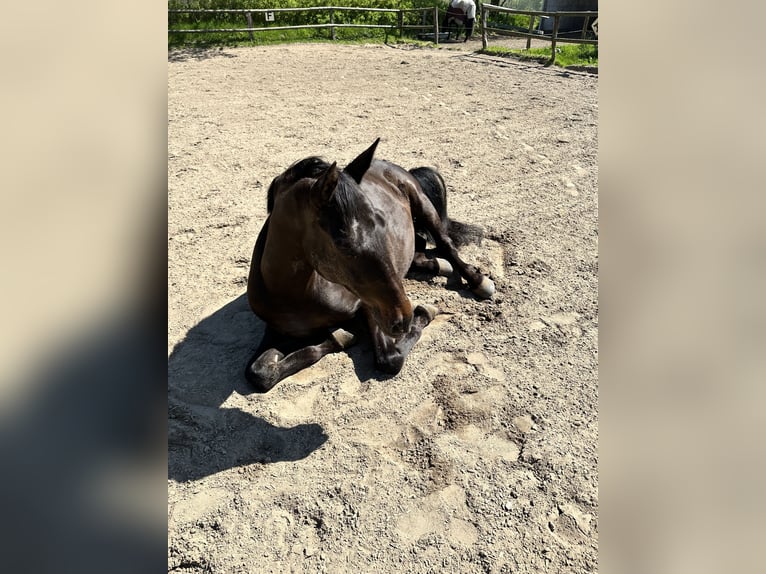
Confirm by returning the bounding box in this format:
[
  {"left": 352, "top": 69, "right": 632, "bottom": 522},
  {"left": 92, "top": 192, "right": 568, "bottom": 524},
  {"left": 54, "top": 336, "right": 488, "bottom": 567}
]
[
  {"left": 366, "top": 304, "right": 438, "bottom": 375},
  {"left": 245, "top": 327, "right": 356, "bottom": 393}
]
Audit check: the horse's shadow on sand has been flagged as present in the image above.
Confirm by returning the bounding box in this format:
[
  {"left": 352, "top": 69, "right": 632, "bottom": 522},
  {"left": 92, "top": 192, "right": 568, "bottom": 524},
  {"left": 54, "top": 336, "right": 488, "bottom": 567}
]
[
  {"left": 168, "top": 294, "right": 397, "bottom": 482},
  {"left": 168, "top": 268, "right": 487, "bottom": 483},
  {"left": 168, "top": 294, "right": 329, "bottom": 482}
]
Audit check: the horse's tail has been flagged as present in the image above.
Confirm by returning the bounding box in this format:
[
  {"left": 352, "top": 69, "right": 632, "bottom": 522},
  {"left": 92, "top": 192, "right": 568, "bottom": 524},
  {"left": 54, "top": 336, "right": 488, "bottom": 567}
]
[
  {"left": 446, "top": 218, "right": 484, "bottom": 247},
  {"left": 410, "top": 167, "right": 448, "bottom": 221},
  {"left": 409, "top": 166, "right": 483, "bottom": 248}
]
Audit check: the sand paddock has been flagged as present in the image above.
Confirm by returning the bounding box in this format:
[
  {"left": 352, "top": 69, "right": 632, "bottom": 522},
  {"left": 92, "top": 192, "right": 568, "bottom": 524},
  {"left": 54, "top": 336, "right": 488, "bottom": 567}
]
[{"left": 169, "top": 41, "right": 597, "bottom": 573}]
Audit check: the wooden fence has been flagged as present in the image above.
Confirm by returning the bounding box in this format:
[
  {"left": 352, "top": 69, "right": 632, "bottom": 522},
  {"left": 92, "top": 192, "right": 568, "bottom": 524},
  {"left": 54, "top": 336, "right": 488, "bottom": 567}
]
[
  {"left": 168, "top": 6, "right": 443, "bottom": 44},
  {"left": 480, "top": 4, "right": 597, "bottom": 65},
  {"left": 168, "top": 4, "right": 598, "bottom": 64}
]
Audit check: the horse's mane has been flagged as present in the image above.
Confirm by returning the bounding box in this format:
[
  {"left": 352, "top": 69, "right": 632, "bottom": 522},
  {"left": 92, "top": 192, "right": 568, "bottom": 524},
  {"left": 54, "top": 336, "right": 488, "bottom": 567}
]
[
  {"left": 267, "top": 156, "right": 367, "bottom": 235},
  {"left": 331, "top": 173, "right": 366, "bottom": 223},
  {"left": 267, "top": 156, "right": 331, "bottom": 213}
]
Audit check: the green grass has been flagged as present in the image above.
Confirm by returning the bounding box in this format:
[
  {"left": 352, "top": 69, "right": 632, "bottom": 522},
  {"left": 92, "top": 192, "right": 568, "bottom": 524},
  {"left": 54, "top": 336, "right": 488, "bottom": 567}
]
[
  {"left": 482, "top": 43, "right": 597, "bottom": 68},
  {"left": 168, "top": 14, "right": 407, "bottom": 49},
  {"left": 168, "top": 28, "right": 397, "bottom": 49},
  {"left": 168, "top": 20, "right": 436, "bottom": 49}
]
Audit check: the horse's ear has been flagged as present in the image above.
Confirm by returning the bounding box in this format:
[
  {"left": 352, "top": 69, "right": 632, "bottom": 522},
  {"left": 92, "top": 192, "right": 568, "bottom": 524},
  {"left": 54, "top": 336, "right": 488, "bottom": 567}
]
[
  {"left": 311, "top": 161, "right": 339, "bottom": 206},
  {"left": 344, "top": 138, "right": 380, "bottom": 184}
]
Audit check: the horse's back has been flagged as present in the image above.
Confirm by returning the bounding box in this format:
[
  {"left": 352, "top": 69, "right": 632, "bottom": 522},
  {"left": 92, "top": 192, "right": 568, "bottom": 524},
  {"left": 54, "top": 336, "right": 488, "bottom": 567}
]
[
  {"left": 363, "top": 160, "right": 419, "bottom": 208},
  {"left": 360, "top": 160, "right": 419, "bottom": 255}
]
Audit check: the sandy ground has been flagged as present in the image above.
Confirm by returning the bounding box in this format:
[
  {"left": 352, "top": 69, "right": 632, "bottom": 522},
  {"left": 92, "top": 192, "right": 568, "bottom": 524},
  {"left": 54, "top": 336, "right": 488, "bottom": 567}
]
[{"left": 168, "top": 39, "right": 597, "bottom": 573}]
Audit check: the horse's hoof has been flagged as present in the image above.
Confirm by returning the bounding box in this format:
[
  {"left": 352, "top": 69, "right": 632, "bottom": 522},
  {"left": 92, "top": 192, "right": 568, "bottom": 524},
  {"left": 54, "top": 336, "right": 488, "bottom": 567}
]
[
  {"left": 435, "top": 258, "right": 453, "bottom": 277},
  {"left": 472, "top": 276, "right": 495, "bottom": 299},
  {"left": 417, "top": 303, "right": 439, "bottom": 321},
  {"left": 244, "top": 349, "right": 284, "bottom": 393},
  {"left": 245, "top": 365, "right": 279, "bottom": 394},
  {"left": 331, "top": 328, "right": 357, "bottom": 349}
]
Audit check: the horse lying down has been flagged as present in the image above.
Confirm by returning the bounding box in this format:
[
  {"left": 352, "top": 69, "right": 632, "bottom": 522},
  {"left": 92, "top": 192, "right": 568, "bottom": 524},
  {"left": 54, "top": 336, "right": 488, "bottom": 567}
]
[{"left": 245, "top": 139, "right": 494, "bottom": 392}]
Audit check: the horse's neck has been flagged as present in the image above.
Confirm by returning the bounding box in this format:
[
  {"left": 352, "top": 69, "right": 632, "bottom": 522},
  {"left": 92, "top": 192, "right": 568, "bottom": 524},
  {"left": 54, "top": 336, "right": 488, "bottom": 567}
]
[{"left": 261, "top": 194, "right": 314, "bottom": 276}]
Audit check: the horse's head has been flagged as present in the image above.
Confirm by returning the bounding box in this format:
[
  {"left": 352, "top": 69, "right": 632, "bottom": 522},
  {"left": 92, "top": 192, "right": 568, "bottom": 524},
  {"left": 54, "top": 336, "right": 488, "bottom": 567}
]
[{"left": 306, "top": 139, "right": 413, "bottom": 338}]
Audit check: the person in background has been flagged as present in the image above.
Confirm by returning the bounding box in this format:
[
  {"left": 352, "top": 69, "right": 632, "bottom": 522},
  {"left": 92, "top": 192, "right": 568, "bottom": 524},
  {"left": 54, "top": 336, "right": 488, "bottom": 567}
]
[{"left": 448, "top": 0, "right": 477, "bottom": 42}]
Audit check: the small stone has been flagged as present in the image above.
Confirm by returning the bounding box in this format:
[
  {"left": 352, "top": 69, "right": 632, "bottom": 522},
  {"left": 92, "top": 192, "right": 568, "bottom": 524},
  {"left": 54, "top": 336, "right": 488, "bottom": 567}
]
[
  {"left": 466, "top": 352, "right": 487, "bottom": 365},
  {"left": 503, "top": 501, "right": 513, "bottom": 511},
  {"left": 543, "top": 311, "right": 580, "bottom": 326},
  {"left": 513, "top": 415, "right": 534, "bottom": 433}
]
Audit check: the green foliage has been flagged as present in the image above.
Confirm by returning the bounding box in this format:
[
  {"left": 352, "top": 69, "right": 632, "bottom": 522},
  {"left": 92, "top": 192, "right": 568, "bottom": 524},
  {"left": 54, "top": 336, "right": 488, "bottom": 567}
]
[
  {"left": 482, "top": 42, "right": 597, "bottom": 67},
  {"left": 491, "top": 0, "right": 544, "bottom": 8},
  {"left": 168, "top": 1, "right": 443, "bottom": 47},
  {"left": 483, "top": 0, "right": 544, "bottom": 31}
]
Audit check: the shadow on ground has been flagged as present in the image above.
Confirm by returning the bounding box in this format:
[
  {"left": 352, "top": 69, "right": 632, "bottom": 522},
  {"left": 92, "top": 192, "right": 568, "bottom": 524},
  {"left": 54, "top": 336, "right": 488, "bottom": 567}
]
[
  {"left": 167, "top": 272, "right": 483, "bottom": 482},
  {"left": 168, "top": 47, "right": 239, "bottom": 63},
  {"left": 168, "top": 294, "right": 328, "bottom": 482}
]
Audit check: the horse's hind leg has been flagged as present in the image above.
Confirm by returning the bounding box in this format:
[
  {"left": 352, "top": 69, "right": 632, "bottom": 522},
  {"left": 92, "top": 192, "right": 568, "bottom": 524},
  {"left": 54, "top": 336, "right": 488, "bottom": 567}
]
[
  {"left": 408, "top": 168, "right": 454, "bottom": 278},
  {"left": 410, "top": 251, "right": 453, "bottom": 277},
  {"left": 367, "top": 304, "right": 437, "bottom": 375},
  {"left": 407, "top": 169, "right": 495, "bottom": 299},
  {"left": 245, "top": 327, "right": 356, "bottom": 393}
]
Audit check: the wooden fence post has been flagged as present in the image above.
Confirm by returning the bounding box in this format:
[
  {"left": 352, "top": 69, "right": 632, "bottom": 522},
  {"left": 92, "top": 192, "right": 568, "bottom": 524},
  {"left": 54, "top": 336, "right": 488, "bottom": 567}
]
[
  {"left": 245, "top": 11, "right": 254, "bottom": 41},
  {"left": 330, "top": 9, "right": 336, "bottom": 40},
  {"left": 548, "top": 14, "right": 560, "bottom": 66},
  {"left": 398, "top": 10, "right": 403, "bottom": 39},
  {"left": 581, "top": 15, "right": 589, "bottom": 39},
  {"left": 481, "top": 6, "right": 488, "bottom": 49},
  {"left": 433, "top": 6, "right": 439, "bottom": 45},
  {"left": 526, "top": 14, "right": 534, "bottom": 49}
]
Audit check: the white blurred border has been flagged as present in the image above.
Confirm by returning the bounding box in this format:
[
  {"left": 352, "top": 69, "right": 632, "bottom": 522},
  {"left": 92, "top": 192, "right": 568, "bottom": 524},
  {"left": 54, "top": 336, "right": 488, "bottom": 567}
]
[
  {"left": 0, "top": 2, "right": 166, "bottom": 399},
  {"left": 0, "top": 2, "right": 166, "bottom": 572},
  {"left": 1, "top": 0, "right": 764, "bottom": 571},
  {"left": 601, "top": 1, "right": 766, "bottom": 572}
]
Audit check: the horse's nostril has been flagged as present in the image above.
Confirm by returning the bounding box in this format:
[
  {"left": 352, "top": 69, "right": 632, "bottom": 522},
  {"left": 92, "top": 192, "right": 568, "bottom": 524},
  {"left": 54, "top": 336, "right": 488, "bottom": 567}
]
[{"left": 391, "top": 315, "right": 411, "bottom": 336}]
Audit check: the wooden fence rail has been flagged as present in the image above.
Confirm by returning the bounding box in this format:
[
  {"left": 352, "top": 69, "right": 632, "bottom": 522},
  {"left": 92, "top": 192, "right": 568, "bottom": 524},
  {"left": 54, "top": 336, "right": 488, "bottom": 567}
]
[
  {"left": 479, "top": 5, "right": 597, "bottom": 66},
  {"left": 169, "top": 4, "right": 598, "bottom": 62},
  {"left": 168, "top": 6, "right": 441, "bottom": 44}
]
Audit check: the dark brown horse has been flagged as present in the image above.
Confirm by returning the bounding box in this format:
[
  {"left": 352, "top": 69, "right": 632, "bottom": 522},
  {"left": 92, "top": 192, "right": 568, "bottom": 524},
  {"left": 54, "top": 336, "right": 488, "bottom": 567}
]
[{"left": 245, "top": 139, "right": 494, "bottom": 392}]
